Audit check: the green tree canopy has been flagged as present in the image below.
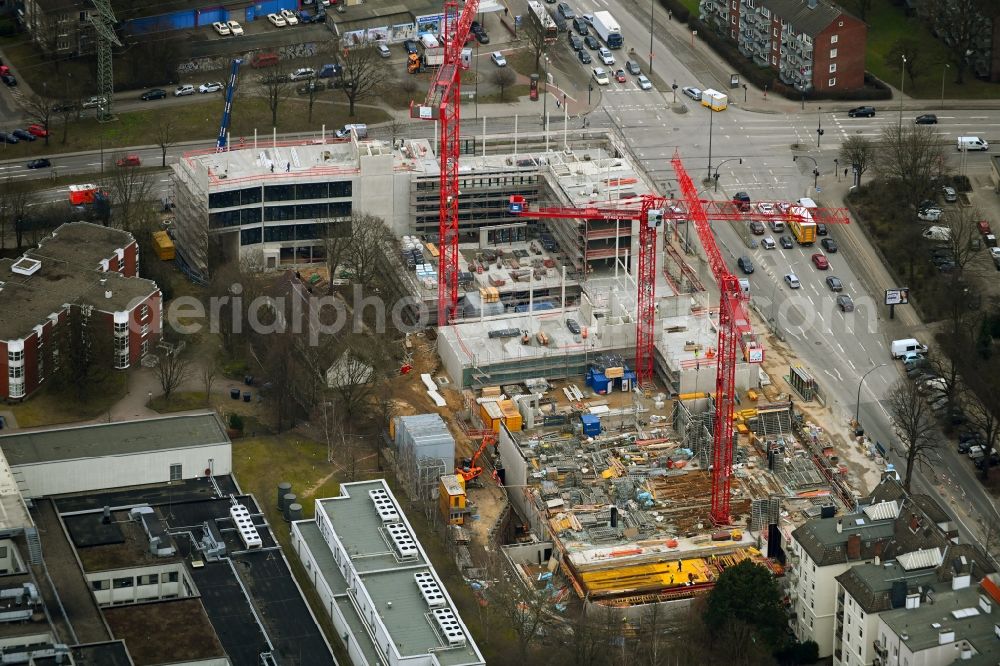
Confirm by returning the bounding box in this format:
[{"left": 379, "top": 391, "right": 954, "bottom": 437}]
[{"left": 704, "top": 560, "right": 787, "bottom": 651}]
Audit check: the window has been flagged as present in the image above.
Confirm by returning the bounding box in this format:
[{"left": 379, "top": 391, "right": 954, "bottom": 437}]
[
  {"left": 240, "top": 228, "right": 262, "bottom": 246},
  {"left": 167, "top": 571, "right": 179, "bottom": 583},
  {"left": 838, "top": 20, "right": 844, "bottom": 26},
  {"left": 829, "top": 63, "right": 837, "bottom": 73},
  {"left": 264, "top": 184, "right": 296, "bottom": 201},
  {"left": 760, "top": 7, "right": 769, "bottom": 18},
  {"left": 9, "top": 366, "right": 23, "bottom": 379},
  {"left": 139, "top": 305, "right": 149, "bottom": 321},
  {"left": 830, "top": 34, "right": 839, "bottom": 44},
  {"left": 113, "top": 577, "right": 133, "bottom": 589},
  {"left": 329, "top": 181, "right": 352, "bottom": 197},
  {"left": 8, "top": 350, "right": 23, "bottom": 363},
  {"left": 91, "top": 579, "right": 110, "bottom": 591},
  {"left": 732, "top": 16, "right": 736, "bottom": 24},
  {"left": 140, "top": 323, "right": 150, "bottom": 337},
  {"left": 828, "top": 77, "right": 837, "bottom": 86},
  {"left": 138, "top": 574, "right": 159, "bottom": 585},
  {"left": 772, "top": 56, "right": 777, "bottom": 65},
  {"left": 141, "top": 339, "right": 150, "bottom": 356},
  {"left": 773, "top": 27, "right": 778, "bottom": 36},
  {"left": 830, "top": 48, "right": 838, "bottom": 58},
  {"left": 169, "top": 464, "right": 182, "bottom": 481}
]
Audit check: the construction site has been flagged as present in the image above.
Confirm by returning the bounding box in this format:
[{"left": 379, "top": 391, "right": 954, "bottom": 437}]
[{"left": 359, "top": 0, "right": 875, "bottom": 622}]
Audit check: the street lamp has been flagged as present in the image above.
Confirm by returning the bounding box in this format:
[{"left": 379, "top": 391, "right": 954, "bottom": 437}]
[
  {"left": 856, "top": 363, "right": 889, "bottom": 429},
  {"left": 816, "top": 106, "right": 824, "bottom": 147},
  {"left": 541, "top": 53, "right": 549, "bottom": 126},
  {"left": 707, "top": 105, "right": 715, "bottom": 180},
  {"left": 649, "top": 0, "right": 655, "bottom": 79},
  {"left": 940, "top": 63, "right": 950, "bottom": 109},
  {"left": 713, "top": 157, "right": 742, "bottom": 192},
  {"left": 898, "top": 55, "right": 906, "bottom": 128}
]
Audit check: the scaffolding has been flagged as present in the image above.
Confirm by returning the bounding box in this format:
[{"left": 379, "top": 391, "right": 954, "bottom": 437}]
[{"left": 673, "top": 399, "right": 715, "bottom": 468}]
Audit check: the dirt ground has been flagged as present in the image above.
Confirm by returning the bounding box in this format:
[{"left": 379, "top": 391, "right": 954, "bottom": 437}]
[{"left": 757, "top": 330, "right": 882, "bottom": 495}]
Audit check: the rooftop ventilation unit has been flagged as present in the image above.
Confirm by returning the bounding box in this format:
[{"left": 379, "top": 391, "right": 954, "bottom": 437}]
[
  {"left": 130, "top": 506, "right": 177, "bottom": 557},
  {"left": 431, "top": 607, "right": 467, "bottom": 647},
  {"left": 415, "top": 571, "right": 446, "bottom": 608},
  {"left": 369, "top": 488, "right": 400, "bottom": 523},
  {"left": 230, "top": 503, "right": 262, "bottom": 550},
  {"left": 386, "top": 522, "right": 418, "bottom": 559}
]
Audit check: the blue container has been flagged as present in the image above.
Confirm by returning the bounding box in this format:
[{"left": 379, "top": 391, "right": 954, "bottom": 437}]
[{"left": 581, "top": 414, "right": 601, "bottom": 437}]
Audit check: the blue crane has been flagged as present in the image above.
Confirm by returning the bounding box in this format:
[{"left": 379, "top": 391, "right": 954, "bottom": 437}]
[{"left": 216, "top": 58, "right": 243, "bottom": 151}]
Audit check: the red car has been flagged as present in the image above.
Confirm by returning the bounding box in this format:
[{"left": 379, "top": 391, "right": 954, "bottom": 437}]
[
  {"left": 26, "top": 124, "right": 49, "bottom": 138},
  {"left": 978, "top": 220, "right": 992, "bottom": 236},
  {"left": 614, "top": 69, "right": 627, "bottom": 83},
  {"left": 811, "top": 253, "right": 829, "bottom": 270},
  {"left": 116, "top": 154, "right": 141, "bottom": 167}
]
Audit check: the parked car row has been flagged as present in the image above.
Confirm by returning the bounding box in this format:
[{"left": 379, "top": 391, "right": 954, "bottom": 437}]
[{"left": 0, "top": 124, "right": 49, "bottom": 145}]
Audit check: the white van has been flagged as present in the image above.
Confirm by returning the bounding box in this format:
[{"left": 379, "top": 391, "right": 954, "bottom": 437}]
[
  {"left": 797, "top": 197, "right": 818, "bottom": 209},
  {"left": 335, "top": 123, "right": 368, "bottom": 139},
  {"left": 957, "top": 136, "right": 988, "bottom": 151},
  {"left": 890, "top": 338, "right": 928, "bottom": 359},
  {"left": 419, "top": 34, "right": 440, "bottom": 49}
]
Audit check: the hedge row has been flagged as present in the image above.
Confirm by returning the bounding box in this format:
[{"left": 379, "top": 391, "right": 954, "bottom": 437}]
[{"left": 657, "top": 0, "right": 692, "bottom": 24}]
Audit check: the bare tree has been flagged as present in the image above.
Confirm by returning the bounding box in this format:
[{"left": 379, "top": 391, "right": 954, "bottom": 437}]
[
  {"left": 0, "top": 177, "right": 35, "bottom": 250},
  {"left": 23, "top": 94, "right": 54, "bottom": 147},
  {"left": 263, "top": 332, "right": 297, "bottom": 431},
  {"left": 299, "top": 79, "right": 321, "bottom": 123},
  {"left": 492, "top": 67, "right": 517, "bottom": 102},
  {"left": 524, "top": 19, "right": 547, "bottom": 72},
  {"left": 344, "top": 213, "right": 392, "bottom": 288},
  {"left": 201, "top": 359, "right": 218, "bottom": 406},
  {"left": 320, "top": 218, "right": 352, "bottom": 294},
  {"left": 960, "top": 354, "right": 1000, "bottom": 479},
  {"left": 838, "top": 135, "right": 876, "bottom": 183},
  {"left": 876, "top": 124, "right": 948, "bottom": 213},
  {"left": 337, "top": 39, "right": 390, "bottom": 116},
  {"left": 940, "top": 206, "right": 984, "bottom": 274},
  {"left": 156, "top": 348, "right": 191, "bottom": 402},
  {"left": 328, "top": 337, "right": 380, "bottom": 420},
  {"left": 484, "top": 552, "right": 549, "bottom": 662},
  {"left": 104, "top": 156, "right": 155, "bottom": 232},
  {"left": 886, "top": 38, "right": 924, "bottom": 87},
  {"left": 398, "top": 75, "right": 419, "bottom": 98},
  {"left": 257, "top": 71, "right": 292, "bottom": 128},
  {"left": 887, "top": 379, "right": 938, "bottom": 491},
  {"left": 154, "top": 118, "right": 177, "bottom": 168},
  {"left": 919, "top": 0, "right": 997, "bottom": 85}
]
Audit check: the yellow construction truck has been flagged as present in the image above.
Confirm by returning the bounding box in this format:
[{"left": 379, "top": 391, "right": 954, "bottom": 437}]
[{"left": 789, "top": 205, "right": 816, "bottom": 245}]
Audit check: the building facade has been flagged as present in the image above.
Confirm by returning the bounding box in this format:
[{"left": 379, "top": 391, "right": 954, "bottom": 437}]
[
  {"left": 18, "top": 0, "right": 95, "bottom": 57},
  {"left": 786, "top": 481, "right": 959, "bottom": 659},
  {"left": 699, "top": 0, "right": 867, "bottom": 92},
  {"left": 0, "top": 222, "right": 161, "bottom": 401}
]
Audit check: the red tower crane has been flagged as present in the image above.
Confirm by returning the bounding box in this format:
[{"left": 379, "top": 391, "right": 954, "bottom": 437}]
[
  {"left": 411, "top": 0, "right": 479, "bottom": 327},
  {"left": 511, "top": 152, "right": 850, "bottom": 524}
]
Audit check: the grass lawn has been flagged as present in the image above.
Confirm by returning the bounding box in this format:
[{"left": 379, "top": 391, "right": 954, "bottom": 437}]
[
  {"left": 148, "top": 391, "right": 210, "bottom": 413},
  {"left": 865, "top": 0, "right": 1000, "bottom": 100},
  {"left": 674, "top": 0, "right": 701, "bottom": 15},
  {"left": 0, "top": 96, "right": 391, "bottom": 160},
  {"left": 7, "top": 372, "right": 126, "bottom": 427}
]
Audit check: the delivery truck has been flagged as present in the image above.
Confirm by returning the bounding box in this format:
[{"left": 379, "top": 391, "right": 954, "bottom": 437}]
[
  {"left": 789, "top": 206, "right": 816, "bottom": 245},
  {"left": 592, "top": 11, "right": 624, "bottom": 49},
  {"left": 701, "top": 89, "right": 728, "bottom": 111}
]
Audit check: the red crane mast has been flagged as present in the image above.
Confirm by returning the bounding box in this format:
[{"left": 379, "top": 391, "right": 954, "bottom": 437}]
[
  {"left": 511, "top": 152, "right": 850, "bottom": 524},
  {"left": 411, "top": 0, "right": 479, "bottom": 327}
]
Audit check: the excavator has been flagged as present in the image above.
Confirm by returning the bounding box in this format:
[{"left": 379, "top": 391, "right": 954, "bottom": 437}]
[{"left": 457, "top": 432, "right": 497, "bottom": 484}]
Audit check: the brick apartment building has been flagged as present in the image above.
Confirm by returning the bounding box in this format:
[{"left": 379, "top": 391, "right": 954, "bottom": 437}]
[
  {"left": 699, "top": 0, "right": 867, "bottom": 93},
  {"left": 0, "top": 223, "right": 162, "bottom": 401}
]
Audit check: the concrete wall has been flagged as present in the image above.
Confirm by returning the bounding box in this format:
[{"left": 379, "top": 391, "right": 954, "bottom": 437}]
[
  {"left": 86, "top": 564, "right": 193, "bottom": 606},
  {"left": 12, "top": 444, "right": 232, "bottom": 498}
]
